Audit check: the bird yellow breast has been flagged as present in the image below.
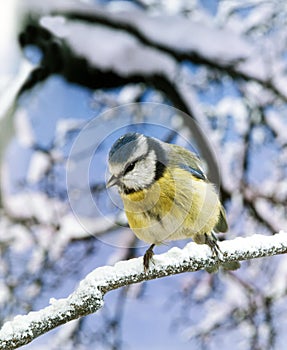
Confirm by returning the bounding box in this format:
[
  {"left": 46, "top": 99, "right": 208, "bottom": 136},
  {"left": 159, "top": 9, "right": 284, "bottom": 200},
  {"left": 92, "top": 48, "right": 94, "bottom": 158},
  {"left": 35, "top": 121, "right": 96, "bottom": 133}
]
[
  {"left": 121, "top": 167, "right": 220, "bottom": 245},
  {"left": 122, "top": 169, "right": 175, "bottom": 220}
]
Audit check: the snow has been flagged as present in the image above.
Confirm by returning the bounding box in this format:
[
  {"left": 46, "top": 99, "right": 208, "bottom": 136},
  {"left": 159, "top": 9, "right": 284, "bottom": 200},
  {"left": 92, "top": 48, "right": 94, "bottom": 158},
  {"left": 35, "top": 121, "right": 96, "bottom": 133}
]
[
  {"left": 252, "top": 126, "right": 266, "bottom": 144},
  {"left": 0, "top": 297, "right": 74, "bottom": 344},
  {"left": 27, "top": 249, "right": 46, "bottom": 274},
  {"left": 0, "top": 217, "right": 33, "bottom": 252},
  {"left": 192, "top": 274, "right": 213, "bottom": 300},
  {"left": 2, "top": 2, "right": 287, "bottom": 347},
  {"left": 18, "top": 0, "right": 287, "bottom": 105},
  {"left": 0, "top": 0, "right": 32, "bottom": 117},
  {"left": 0, "top": 281, "right": 10, "bottom": 306},
  {"left": 50, "top": 213, "right": 117, "bottom": 258},
  {"left": 37, "top": 5, "right": 275, "bottom": 90},
  {"left": 238, "top": 54, "right": 269, "bottom": 81},
  {"left": 224, "top": 2, "right": 273, "bottom": 35},
  {"left": 117, "top": 84, "right": 144, "bottom": 104},
  {"left": 225, "top": 231, "right": 287, "bottom": 252},
  {"left": 276, "top": 180, "right": 287, "bottom": 202},
  {"left": 274, "top": 75, "right": 287, "bottom": 98},
  {"left": 268, "top": 254, "right": 287, "bottom": 297},
  {"left": 220, "top": 142, "right": 244, "bottom": 192},
  {"left": 255, "top": 199, "right": 287, "bottom": 231},
  {"left": 55, "top": 118, "right": 85, "bottom": 146},
  {"left": 27, "top": 151, "right": 51, "bottom": 183},
  {"left": 183, "top": 299, "right": 233, "bottom": 339},
  {"left": 40, "top": 16, "right": 68, "bottom": 37},
  {"left": 266, "top": 109, "right": 287, "bottom": 144},
  {"left": 1, "top": 231, "right": 287, "bottom": 347},
  {"left": 3, "top": 192, "right": 67, "bottom": 224},
  {"left": 40, "top": 17, "right": 176, "bottom": 77},
  {"left": 14, "top": 108, "right": 35, "bottom": 147},
  {"left": 223, "top": 277, "right": 248, "bottom": 306},
  {"left": 0, "top": 0, "right": 20, "bottom": 77},
  {"left": 126, "top": 14, "right": 251, "bottom": 62},
  {"left": 216, "top": 97, "right": 248, "bottom": 135},
  {"left": 0, "top": 60, "right": 34, "bottom": 120}
]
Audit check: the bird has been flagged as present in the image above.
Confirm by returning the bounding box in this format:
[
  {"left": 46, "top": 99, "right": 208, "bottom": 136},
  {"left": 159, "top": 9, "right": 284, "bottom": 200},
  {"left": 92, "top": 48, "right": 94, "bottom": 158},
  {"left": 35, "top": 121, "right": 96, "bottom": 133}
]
[{"left": 106, "top": 132, "right": 239, "bottom": 272}]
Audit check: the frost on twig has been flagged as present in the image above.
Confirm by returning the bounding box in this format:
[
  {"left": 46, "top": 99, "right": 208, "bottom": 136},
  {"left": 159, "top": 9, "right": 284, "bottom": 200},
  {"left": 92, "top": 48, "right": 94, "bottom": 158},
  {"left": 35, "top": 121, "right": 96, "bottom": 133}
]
[{"left": 0, "top": 232, "right": 287, "bottom": 350}]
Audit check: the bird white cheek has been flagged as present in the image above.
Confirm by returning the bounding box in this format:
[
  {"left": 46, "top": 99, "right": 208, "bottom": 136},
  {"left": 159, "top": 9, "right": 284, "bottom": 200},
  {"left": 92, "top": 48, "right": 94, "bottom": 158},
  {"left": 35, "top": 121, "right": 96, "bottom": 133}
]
[
  {"left": 123, "top": 167, "right": 154, "bottom": 190},
  {"left": 122, "top": 152, "right": 157, "bottom": 190}
]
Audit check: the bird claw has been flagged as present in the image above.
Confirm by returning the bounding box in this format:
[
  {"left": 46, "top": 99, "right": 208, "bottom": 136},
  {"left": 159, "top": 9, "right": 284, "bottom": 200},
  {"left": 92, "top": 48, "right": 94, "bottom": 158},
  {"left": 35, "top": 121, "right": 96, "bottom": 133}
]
[
  {"left": 205, "top": 233, "right": 223, "bottom": 257},
  {"left": 205, "top": 233, "right": 240, "bottom": 271},
  {"left": 143, "top": 244, "right": 155, "bottom": 273}
]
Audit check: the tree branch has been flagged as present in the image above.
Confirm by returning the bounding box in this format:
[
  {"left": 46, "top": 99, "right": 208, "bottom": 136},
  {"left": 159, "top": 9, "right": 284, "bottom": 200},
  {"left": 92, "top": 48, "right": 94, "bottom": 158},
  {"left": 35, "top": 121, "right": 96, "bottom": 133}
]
[
  {"left": 52, "top": 4, "right": 287, "bottom": 102},
  {"left": 1, "top": 232, "right": 287, "bottom": 349}
]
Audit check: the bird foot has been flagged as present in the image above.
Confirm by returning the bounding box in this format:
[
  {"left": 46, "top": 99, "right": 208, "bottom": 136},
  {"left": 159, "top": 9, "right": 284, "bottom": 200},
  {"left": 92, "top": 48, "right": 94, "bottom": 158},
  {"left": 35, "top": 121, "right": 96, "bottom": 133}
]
[
  {"left": 204, "top": 233, "right": 223, "bottom": 257},
  {"left": 205, "top": 233, "right": 240, "bottom": 271},
  {"left": 143, "top": 244, "right": 155, "bottom": 273}
]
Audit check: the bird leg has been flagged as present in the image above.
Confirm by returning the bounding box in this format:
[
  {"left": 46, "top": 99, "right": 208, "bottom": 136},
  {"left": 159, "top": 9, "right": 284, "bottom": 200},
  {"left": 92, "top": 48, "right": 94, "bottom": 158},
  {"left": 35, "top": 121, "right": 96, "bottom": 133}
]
[
  {"left": 205, "top": 232, "right": 240, "bottom": 271},
  {"left": 143, "top": 244, "right": 155, "bottom": 272},
  {"left": 204, "top": 232, "right": 223, "bottom": 257}
]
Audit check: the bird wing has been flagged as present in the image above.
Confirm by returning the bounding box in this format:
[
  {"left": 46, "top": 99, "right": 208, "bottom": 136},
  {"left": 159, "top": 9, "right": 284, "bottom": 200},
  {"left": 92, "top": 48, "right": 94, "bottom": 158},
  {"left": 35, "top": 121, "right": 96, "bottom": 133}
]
[
  {"left": 178, "top": 163, "right": 206, "bottom": 180},
  {"left": 168, "top": 144, "right": 228, "bottom": 233},
  {"left": 170, "top": 145, "right": 207, "bottom": 181},
  {"left": 214, "top": 206, "right": 228, "bottom": 233}
]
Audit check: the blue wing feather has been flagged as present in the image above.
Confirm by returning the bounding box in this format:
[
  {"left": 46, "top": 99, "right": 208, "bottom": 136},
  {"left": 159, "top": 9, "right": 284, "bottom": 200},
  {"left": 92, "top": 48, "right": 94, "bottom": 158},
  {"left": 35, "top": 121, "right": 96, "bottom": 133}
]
[{"left": 179, "top": 163, "right": 206, "bottom": 180}]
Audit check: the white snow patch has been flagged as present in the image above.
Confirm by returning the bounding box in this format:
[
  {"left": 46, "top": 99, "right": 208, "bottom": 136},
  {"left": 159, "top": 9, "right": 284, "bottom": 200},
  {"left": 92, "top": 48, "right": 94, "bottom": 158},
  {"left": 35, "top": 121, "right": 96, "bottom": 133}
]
[
  {"left": 3, "top": 192, "right": 67, "bottom": 224},
  {"left": 252, "top": 126, "right": 266, "bottom": 144},
  {"left": 40, "top": 16, "right": 68, "bottom": 37},
  {"left": 0, "top": 218, "right": 33, "bottom": 252},
  {"left": 27, "top": 249, "right": 46, "bottom": 274},
  {"left": 274, "top": 75, "right": 287, "bottom": 100},
  {"left": 50, "top": 213, "right": 117, "bottom": 259},
  {"left": 266, "top": 109, "right": 287, "bottom": 144},
  {"left": 0, "top": 60, "right": 34, "bottom": 120},
  {"left": 0, "top": 281, "right": 10, "bottom": 306},
  {"left": 0, "top": 297, "right": 70, "bottom": 343},
  {"left": 14, "top": 108, "right": 35, "bottom": 147},
  {"left": 238, "top": 54, "right": 269, "bottom": 82},
  {"left": 220, "top": 142, "right": 244, "bottom": 192},
  {"left": 27, "top": 151, "right": 51, "bottom": 184},
  {"left": 183, "top": 299, "right": 232, "bottom": 339},
  {"left": 117, "top": 84, "right": 143, "bottom": 104},
  {"left": 267, "top": 254, "right": 287, "bottom": 297},
  {"left": 41, "top": 17, "right": 176, "bottom": 77},
  {"left": 192, "top": 275, "right": 213, "bottom": 300},
  {"left": 55, "top": 118, "right": 84, "bottom": 146},
  {"left": 216, "top": 97, "right": 248, "bottom": 135},
  {"left": 255, "top": 199, "right": 287, "bottom": 231},
  {"left": 124, "top": 13, "right": 252, "bottom": 63}
]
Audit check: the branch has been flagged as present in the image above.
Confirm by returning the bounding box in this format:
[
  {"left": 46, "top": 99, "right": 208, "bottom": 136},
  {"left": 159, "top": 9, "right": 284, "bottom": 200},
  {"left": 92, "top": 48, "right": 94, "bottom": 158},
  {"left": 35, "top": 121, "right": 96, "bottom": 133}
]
[
  {"left": 51, "top": 3, "right": 287, "bottom": 101},
  {"left": 1, "top": 232, "right": 287, "bottom": 349}
]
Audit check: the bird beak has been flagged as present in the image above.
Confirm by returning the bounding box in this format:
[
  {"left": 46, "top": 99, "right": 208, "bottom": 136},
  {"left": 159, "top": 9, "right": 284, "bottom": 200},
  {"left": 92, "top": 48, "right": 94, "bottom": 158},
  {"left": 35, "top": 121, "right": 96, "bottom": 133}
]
[{"left": 106, "top": 175, "right": 119, "bottom": 188}]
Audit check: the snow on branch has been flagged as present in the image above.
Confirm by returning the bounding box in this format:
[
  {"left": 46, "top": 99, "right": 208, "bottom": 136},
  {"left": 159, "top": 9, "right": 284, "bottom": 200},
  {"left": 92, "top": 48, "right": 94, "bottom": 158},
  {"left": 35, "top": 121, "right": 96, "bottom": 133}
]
[
  {"left": 20, "top": 0, "right": 287, "bottom": 102},
  {"left": 1, "top": 232, "right": 287, "bottom": 349},
  {"left": 32, "top": 1, "right": 287, "bottom": 100}
]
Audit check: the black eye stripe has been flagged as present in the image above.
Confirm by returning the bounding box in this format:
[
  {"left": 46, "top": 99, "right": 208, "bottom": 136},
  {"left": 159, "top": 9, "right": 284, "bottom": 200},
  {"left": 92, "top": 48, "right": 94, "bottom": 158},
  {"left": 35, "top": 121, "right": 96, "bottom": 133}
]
[
  {"left": 124, "top": 161, "right": 136, "bottom": 174},
  {"left": 123, "top": 152, "right": 149, "bottom": 175}
]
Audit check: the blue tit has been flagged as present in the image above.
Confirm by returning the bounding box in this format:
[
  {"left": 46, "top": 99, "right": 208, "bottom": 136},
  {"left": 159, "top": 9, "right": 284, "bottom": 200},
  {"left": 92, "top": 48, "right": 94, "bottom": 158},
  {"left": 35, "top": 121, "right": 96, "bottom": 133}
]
[{"left": 107, "top": 132, "right": 239, "bottom": 272}]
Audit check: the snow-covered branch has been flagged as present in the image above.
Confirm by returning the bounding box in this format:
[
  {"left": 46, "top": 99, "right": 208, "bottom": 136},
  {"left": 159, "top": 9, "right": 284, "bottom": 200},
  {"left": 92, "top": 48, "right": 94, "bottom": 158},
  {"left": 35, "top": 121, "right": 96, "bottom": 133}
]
[
  {"left": 1, "top": 232, "right": 287, "bottom": 350},
  {"left": 21, "top": 1, "right": 287, "bottom": 101}
]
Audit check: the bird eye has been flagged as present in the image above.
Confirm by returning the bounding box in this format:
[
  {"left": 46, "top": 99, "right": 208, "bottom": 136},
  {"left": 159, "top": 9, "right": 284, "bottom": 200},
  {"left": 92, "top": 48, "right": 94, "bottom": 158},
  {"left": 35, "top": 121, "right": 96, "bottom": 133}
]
[{"left": 124, "top": 161, "right": 136, "bottom": 174}]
